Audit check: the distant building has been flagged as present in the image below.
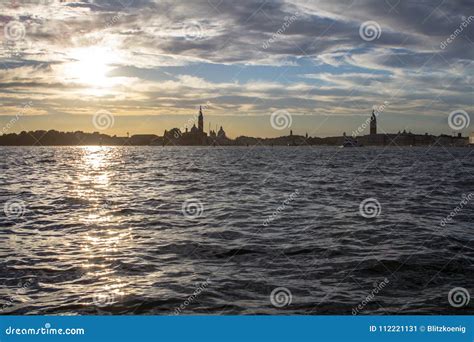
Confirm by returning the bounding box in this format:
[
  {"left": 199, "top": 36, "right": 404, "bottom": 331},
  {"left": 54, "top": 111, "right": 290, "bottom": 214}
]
[
  {"left": 190, "top": 124, "right": 199, "bottom": 134},
  {"left": 198, "top": 106, "right": 204, "bottom": 133},
  {"left": 129, "top": 134, "right": 160, "bottom": 145},
  {"left": 217, "top": 126, "right": 226, "bottom": 139},
  {"left": 163, "top": 106, "right": 229, "bottom": 145},
  {"left": 470, "top": 132, "right": 474, "bottom": 145},
  {"left": 370, "top": 110, "right": 377, "bottom": 135}
]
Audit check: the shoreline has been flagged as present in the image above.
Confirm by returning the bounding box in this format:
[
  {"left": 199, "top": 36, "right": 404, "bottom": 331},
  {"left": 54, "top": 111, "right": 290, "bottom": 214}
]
[{"left": 0, "top": 130, "right": 470, "bottom": 147}]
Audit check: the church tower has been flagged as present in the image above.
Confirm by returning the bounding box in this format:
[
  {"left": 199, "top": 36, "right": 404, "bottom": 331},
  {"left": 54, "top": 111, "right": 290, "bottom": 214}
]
[
  {"left": 370, "top": 110, "right": 377, "bottom": 135},
  {"left": 198, "top": 106, "right": 204, "bottom": 133}
]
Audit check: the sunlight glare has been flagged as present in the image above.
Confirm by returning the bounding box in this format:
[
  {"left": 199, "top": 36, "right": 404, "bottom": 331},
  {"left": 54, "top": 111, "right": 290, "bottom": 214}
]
[{"left": 64, "top": 47, "right": 117, "bottom": 88}]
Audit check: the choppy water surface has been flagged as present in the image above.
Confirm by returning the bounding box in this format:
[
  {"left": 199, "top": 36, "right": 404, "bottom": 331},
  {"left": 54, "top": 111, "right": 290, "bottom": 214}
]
[{"left": 0, "top": 146, "right": 473, "bottom": 315}]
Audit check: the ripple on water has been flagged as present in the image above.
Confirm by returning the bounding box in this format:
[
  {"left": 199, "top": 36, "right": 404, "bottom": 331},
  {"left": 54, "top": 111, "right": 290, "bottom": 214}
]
[{"left": 0, "top": 146, "right": 472, "bottom": 315}]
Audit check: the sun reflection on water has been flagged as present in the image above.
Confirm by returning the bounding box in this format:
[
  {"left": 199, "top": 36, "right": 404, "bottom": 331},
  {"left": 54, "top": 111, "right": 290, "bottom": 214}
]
[
  {"left": 82, "top": 146, "right": 110, "bottom": 169},
  {"left": 72, "top": 146, "right": 135, "bottom": 306},
  {"left": 75, "top": 146, "right": 114, "bottom": 222}
]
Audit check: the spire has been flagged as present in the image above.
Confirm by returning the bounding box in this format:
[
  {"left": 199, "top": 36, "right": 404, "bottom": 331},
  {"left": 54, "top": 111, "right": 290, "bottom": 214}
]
[
  {"left": 370, "top": 109, "right": 377, "bottom": 135},
  {"left": 198, "top": 105, "right": 204, "bottom": 133}
]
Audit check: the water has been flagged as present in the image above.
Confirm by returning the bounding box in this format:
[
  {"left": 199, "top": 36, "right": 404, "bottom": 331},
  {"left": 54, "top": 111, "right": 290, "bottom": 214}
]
[{"left": 0, "top": 146, "right": 472, "bottom": 315}]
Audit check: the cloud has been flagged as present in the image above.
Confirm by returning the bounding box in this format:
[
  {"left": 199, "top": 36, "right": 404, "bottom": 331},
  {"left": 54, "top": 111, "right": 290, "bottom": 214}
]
[{"left": 0, "top": 0, "right": 472, "bottom": 135}]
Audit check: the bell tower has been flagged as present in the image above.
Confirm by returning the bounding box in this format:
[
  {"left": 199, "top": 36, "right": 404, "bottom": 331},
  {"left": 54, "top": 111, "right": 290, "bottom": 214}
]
[
  {"left": 198, "top": 106, "right": 204, "bottom": 133},
  {"left": 370, "top": 110, "right": 377, "bottom": 135}
]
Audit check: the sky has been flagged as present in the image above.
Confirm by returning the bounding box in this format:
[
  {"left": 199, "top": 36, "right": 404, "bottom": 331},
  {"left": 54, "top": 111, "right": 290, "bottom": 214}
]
[{"left": 0, "top": 0, "right": 473, "bottom": 138}]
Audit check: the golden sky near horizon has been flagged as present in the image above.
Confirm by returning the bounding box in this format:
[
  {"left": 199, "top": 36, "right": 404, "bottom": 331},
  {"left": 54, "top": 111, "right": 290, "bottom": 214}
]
[{"left": 0, "top": 0, "right": 472, "bottom": 137}]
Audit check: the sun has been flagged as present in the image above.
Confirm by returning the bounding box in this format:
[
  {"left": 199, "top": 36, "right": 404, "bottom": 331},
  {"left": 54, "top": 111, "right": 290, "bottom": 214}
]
[{"left": 64, "top": 47, "right": 116, "bottom": 88}]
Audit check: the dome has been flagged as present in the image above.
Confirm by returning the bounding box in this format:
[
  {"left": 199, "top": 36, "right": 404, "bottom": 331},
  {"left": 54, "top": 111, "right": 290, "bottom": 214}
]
[{"left": 218, "top": 126, "right": 226, "bottom": 137}]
